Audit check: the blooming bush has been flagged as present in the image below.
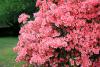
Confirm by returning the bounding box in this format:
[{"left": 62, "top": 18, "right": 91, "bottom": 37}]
[{"left": 14, "top": 0, "right": 100, "bottom": 67}]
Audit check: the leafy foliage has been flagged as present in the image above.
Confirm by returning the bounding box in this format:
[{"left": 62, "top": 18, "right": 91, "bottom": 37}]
[{"left": 0, "top": 0, "right": 37, "bottom": 26}]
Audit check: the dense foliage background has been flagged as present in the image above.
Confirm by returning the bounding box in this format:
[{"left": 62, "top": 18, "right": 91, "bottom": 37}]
[{"left": 0, "top": 0, "right": 38, "bottom": 36}]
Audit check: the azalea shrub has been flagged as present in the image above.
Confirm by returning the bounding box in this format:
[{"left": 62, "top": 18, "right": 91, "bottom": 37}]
[{"left": 14, "top": 0, "right": 100, "bottom": 67}]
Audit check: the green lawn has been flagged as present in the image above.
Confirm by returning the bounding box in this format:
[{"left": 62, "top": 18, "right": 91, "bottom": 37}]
[{"left": 0, "top": 37, "right": 24, "bottom": 67}]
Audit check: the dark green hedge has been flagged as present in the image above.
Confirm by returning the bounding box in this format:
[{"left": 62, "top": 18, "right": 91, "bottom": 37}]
[
  {"left": 0, "top": 0, "right": 38, "bottom": 36},
  {"left": 0, "top": 0, "right": 37, "bottom": 27}
]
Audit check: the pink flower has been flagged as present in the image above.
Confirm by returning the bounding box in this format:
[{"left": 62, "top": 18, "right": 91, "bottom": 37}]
[
  {"left": 14, "top": 0, "right": 100, "bottom": 67},
  {"left": 81, "top": 55, "right": 91, "bottom": 67},
  {"left": 70, "top": 59, "right": 74, "bottom": 65},
  {"left": 93, "top": 61, "right": 100, "bottom": 67},
  {"left": 30, "top": 54, "right": 45, "bottom": 64},
  {"left": 92, "top": 48, "right": 100, "bottom": 54},
  {"left": 18, "top": 13, "right": 30, "bottom": 23},
  {"left": 36, "top": 0, "right": 42, "bottom": 7}
]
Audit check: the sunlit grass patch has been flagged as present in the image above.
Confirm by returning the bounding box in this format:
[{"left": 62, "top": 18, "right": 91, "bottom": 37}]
[{"left": 0, "top": 37, "right": 24, "bottom": 67}]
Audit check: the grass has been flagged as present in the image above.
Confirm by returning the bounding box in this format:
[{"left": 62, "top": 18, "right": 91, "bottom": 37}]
[{"left": 0, "top": 37, "right": 24, "bottom": 67}]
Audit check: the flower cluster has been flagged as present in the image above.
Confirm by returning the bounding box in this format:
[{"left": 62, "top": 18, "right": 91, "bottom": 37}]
[{"left": 14, "top": 0, "right": 100, "bottom": 67}]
